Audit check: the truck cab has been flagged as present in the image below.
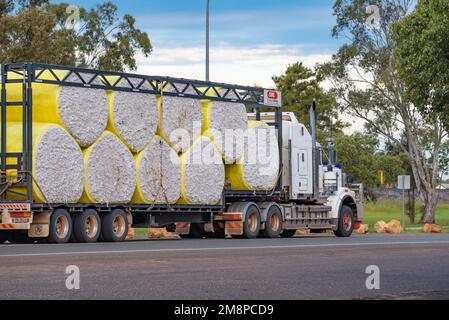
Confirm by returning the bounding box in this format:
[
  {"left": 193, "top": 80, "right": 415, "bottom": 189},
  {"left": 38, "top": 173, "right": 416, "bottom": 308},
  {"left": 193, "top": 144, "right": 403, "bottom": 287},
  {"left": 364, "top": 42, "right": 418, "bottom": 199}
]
[{"left": 248, "top": 111, "right": 363, "bottom": 236}]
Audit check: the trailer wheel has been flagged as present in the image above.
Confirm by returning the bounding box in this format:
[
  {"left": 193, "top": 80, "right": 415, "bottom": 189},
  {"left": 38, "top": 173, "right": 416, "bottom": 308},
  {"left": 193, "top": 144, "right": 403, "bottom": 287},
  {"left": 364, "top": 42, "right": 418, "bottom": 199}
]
[
  {"left": 334, "top": 205, "right": 354, "bottom": 237},
  {"left": 242, "top": 204, "right": 261, "bottom": 239},
  {"left": 73, "top": 209, "right": 101, "bottom": 243},
  {"left": 280, "top": 229, "right": 296, "bottom": 238},
  {"left": 101, "top": 209, "right": 128, "bottom": 242},
  {"left": 48, "top": 209, "right": 73, "bottom": 244},
  {"left": 261, "top": 205, "right": 282, "bottom": 238}
]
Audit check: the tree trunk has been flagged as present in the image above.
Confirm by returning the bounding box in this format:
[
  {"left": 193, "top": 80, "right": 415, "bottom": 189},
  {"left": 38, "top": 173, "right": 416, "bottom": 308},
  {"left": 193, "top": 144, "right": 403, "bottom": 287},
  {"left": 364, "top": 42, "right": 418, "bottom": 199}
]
[
  {"left": 421, "top": 189, "right": 437, "bottom": 224},
  {"left": 407, "top": 187, "right": 415, "bottom": 224},
  {"left": 411, "top": 186, "right": 415, "bottom": 224}
]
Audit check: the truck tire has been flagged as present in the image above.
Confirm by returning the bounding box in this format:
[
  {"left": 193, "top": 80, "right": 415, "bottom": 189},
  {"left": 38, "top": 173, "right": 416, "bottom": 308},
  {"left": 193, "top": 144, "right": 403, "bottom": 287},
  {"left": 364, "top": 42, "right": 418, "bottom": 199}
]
[
  {"left": 48, "top": 208, "right": 73, "bottom": 244},
  {"left": 280, "top": 229, "right": 296, "bottom": 238},
  {"left": 334, "top": 205, "right": 354, "bottom": 237},
  {"left": 242, "top": 204, "right": 261, "bottom": 239},
  {"left": 261, "top": 205, "right": 282, "bottom": 238},
  {"left": 101, "top": 209, "right": 128, "bottom": 242},
  {"left": 73, "top": 209, "right": 101, "bottom": 243}
]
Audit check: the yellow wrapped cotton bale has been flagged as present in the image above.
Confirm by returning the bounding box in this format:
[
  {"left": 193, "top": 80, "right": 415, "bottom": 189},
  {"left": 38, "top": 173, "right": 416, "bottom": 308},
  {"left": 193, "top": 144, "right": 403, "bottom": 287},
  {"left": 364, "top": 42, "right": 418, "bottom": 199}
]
[
  {"left": 178, "top": 136, "right": 225, "bottom": 205},
  {"left": 81, "top": 131, "right": 136, "bottom": 204},
  {"left": 226, "top": 121, "right": 280, "bottom": 190},
  {"left": 158, "top": 95, "right": 203, "bottom": 154},
  {"left": 106, "top": 91, "right": 158, "bottom": 153},
  {"left": 202, "top": 100, "right": 248, "bottom": 164},
  {"left": 132, "top": 136, "right": 181, "bottom": 204},
  {"left": 1, "top": 70, "right": 108, "bottom": 147},
  {"left": 4, "top": 123, "right": 84, "bottom": 203}
]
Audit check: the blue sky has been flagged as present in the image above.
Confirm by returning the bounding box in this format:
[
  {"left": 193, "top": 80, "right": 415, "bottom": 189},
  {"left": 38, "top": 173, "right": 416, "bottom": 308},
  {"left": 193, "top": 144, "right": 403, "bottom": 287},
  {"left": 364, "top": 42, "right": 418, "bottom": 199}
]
[{"left": 54, "top": 0, "right": 341, "bottom": 87}]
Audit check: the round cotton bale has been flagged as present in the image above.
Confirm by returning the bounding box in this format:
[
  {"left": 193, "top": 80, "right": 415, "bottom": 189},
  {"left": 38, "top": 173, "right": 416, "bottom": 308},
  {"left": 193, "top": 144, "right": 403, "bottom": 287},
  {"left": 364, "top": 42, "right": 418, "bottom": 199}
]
[
  {"left": 178, "top": 136, "right": 225, "bottom": 205},
  {"left": 158, "top": 96, "right": 203, "bottom": 154},
  {"left": 133, "top": 136, "right": 181, "bottom": 204},
  {"left": 107, "top": 91, "right": 158, "bottom": 153},
  {"left": 5, "top": 123, "right": 84, "bottom": 203},
  {"left": 81, "top": 131, "right": 136, "bottom": 204},
  {"left": 202, "top": 100, "right": 248, "bottom": 164},
  {"left": 226, "top": 121, "right": 280, "bottom": 190},
  {"left": 4, "top": 70, "right": 108, "bottom": 147}
]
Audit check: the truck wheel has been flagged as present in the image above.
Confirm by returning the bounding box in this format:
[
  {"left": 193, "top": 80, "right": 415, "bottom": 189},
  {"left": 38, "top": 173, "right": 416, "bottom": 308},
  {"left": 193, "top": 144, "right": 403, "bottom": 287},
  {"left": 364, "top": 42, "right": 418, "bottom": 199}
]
[
  {"left": 262, "top": 205, "right": 282, "bottom": 238},
  {"left": 101, "top": 209, "right": 128, "bottom": 242},
  {"left": 73, "top": 209, "right": 101, "bottom": 243},
  {"left": 280, "top": 229, "right": 296, "bottom": 238},
  {"left": 48, "top": 209, "right": 73, "bottom": 244},
  {"left": 334, "top": 205, "right": 354, "bottom": 237},
  {"left": 242, "top": 204, "right": 261, "bottom": 239}
]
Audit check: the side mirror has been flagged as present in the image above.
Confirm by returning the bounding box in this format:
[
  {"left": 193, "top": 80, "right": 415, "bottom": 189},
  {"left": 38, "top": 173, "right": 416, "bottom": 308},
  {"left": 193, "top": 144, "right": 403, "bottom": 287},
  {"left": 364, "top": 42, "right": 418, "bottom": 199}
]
[{"left": 346, "top": 174, "right": 354, "bottom": 184}]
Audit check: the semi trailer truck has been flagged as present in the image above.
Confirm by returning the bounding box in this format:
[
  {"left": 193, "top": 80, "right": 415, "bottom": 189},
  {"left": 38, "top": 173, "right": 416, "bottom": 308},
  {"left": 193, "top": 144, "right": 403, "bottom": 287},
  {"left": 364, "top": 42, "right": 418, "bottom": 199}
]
[{"left": 0, "top": 63, "right": 363, "bottom": 244}]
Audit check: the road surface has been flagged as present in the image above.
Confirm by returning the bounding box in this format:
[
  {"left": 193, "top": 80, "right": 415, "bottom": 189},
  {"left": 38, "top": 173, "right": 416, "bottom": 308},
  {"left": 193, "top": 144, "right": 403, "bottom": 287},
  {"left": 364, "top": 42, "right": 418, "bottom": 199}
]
[{"left": 1, "top": 233, "right": 449, "bottom": 300}]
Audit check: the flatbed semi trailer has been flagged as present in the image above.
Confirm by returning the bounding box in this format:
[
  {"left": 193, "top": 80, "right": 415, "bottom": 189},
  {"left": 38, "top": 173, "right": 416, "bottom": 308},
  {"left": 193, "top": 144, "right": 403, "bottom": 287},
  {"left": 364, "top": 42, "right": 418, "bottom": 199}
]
[{"left": 0, "top": 63, "right": 363, "bottom": 244}]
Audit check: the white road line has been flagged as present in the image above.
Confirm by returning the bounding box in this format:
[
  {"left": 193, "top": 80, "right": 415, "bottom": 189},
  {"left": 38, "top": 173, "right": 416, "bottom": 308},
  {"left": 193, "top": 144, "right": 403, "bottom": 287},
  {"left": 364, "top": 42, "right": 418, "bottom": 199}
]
[{"left": 1, "top": 240, "right": 449, "bottom": 258}]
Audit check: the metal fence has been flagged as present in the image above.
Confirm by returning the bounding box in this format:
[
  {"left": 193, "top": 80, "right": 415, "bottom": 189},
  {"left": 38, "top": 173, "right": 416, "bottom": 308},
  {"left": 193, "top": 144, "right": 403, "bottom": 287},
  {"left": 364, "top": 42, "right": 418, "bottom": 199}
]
[{"left": 374, "top": 188, "right": 449, "bottom": 204}]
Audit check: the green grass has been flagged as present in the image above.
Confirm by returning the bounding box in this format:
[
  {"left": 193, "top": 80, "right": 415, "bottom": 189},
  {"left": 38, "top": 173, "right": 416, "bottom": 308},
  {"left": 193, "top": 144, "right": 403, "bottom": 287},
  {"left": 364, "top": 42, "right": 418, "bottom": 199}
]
[{"left": 364, "top": 200, "right": 449, "bottom": 233}]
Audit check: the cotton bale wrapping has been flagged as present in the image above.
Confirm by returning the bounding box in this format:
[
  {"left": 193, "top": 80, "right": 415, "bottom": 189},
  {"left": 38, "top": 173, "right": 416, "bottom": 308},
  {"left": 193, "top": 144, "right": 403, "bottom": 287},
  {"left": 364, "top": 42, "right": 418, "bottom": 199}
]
[
  {"left": 104, "top": 75, "right": 158, "bottom": 153},
  {"left": 1, "top": 70, "right": 108, "bottom": 147},
  {"left": 4, "top": 123, "right": 84, "bottom": 203},
  {"left": 133, "top": 135, "right": 181, "bottom": 204},
  {"left": 202, "top": 100, "right": 248, "bottom": 164},
  {"left": 81, "top": 131, "right": 136, "bottom": 204},
  {"left": 158, "top": 94, "right": 203, "bottom": 154},
  {"left": 226, "top": 121, "right": 280, "bottom": 190},
  {"left": 178, "top": 136, "right": 225, "bottom": 205}
]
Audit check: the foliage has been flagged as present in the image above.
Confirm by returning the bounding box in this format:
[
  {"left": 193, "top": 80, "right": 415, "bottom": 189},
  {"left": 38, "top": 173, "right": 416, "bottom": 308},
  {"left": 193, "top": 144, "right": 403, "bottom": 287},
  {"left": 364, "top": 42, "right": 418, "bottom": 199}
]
[
  {"left": 319, "top": 0, "right": 444, "bottom": 223},
  {"left": 334, "top": 132, "right": 406, "bottom": 188},
  {"left": 393, "top": 0, "right": 449, "bottom": 131},
  {"left": 0, "top": 0, "right": 152, "bottom": 71},
  {"left": 272, "top": 62, "right": 348, "bottom": 140}
]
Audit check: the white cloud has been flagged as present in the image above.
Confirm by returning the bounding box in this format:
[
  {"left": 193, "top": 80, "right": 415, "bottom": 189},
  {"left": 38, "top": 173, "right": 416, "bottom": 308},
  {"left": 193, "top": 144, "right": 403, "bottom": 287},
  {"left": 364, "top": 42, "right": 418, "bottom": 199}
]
[{"left": 136, "top": 44, "right": 332, "bottom": 87}]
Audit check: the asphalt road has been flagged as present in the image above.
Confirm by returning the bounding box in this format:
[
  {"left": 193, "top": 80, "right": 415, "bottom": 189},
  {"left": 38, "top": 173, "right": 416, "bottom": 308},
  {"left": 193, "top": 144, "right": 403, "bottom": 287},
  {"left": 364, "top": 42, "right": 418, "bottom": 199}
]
[{"left": 1, "top": 233, "right": 449, "bottom": 300}]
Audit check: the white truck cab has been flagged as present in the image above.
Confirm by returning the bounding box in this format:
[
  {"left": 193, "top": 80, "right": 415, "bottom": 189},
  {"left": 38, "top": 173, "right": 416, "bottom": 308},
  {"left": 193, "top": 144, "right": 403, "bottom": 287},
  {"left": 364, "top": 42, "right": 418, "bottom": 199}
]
[{"left": 249, "top": 111, "right": 363, "bottom": 236}]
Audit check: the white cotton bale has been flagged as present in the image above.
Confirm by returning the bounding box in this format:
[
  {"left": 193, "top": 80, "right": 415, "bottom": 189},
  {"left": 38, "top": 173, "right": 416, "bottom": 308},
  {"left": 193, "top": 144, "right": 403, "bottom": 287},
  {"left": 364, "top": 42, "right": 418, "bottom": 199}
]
[
  {"left": 226, "top": 121, "right": 280, "bottom": 190},
  {"left": 178, "top": 136, "right": 225, "bottom": 205},
  {"left": 81, "top": 131, "right": 136, "bottom": 204},
  {"left": 3, "top": 70, "right": 108, "bottom": 147},
  {"left": 158, "top": 96, "right": 203, "bottom": 153},
  {"left": 5, "top": 123, "right": 84, "bottom": 203},
  {"left": 107, "top": 91, "right": 158, "bottom": 153},
  {"left": 132, "top": 136, "right": 181, "bottom": 204},
  {"left": 202, "top": 100, "right": 248, "bottom": 164}
]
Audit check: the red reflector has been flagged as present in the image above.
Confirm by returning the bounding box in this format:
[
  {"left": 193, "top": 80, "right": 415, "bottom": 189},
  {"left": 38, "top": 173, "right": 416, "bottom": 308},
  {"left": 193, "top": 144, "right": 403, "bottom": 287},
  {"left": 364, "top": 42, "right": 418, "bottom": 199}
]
[
  {"left": 9, "top": 212, "right": 31, "bottom": 218},
  {"left": 223, "top": 214, "right": 242, "bottom": 221}
]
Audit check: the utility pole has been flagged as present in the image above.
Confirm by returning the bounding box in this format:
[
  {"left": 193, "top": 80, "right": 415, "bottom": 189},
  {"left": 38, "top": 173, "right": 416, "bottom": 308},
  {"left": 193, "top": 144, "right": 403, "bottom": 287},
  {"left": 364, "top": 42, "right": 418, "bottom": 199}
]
[{"left": 205, "top": 0, "right": 210, "bottom": 81}]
